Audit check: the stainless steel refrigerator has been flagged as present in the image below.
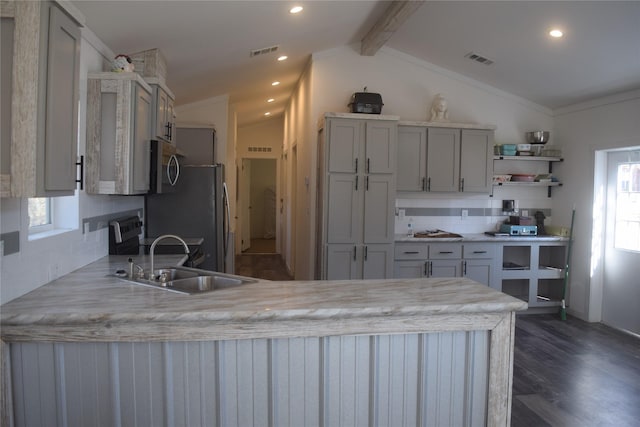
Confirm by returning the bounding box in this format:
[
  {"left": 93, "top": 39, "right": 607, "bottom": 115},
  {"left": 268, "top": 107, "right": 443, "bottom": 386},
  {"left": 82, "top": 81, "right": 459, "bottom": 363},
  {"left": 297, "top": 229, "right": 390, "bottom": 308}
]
[{"left": 145, "top": 164, "right": 229, "bottom": 272}]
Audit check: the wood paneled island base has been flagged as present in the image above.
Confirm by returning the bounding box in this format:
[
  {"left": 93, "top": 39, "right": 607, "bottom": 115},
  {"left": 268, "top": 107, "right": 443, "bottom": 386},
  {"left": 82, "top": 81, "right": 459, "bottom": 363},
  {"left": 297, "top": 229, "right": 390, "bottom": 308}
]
[{"left": 1, "top": 255, "right": 527, "bottom": 426}]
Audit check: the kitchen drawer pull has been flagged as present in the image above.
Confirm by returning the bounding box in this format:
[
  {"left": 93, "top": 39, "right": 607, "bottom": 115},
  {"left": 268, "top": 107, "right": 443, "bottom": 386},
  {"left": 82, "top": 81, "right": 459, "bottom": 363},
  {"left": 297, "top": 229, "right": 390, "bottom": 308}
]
[
  {"left": 463, "top": 260, "right": 467, "bottom": 275},
  {"left": 427, "top": 177, "right": 431, "bottom": 191},
  {"left": 353, "top": 246, "right": 357, "bottom": 261},
  {"left": 366, "top": 176, "right": 369, "bottom": 191},
  {"left": 460, "top": 178, "right": 464, "bottom": 192},
  {"left": 473, "top": 251, "right": 487, "bottom": 254},
  {"left": 422, "top": 177, "right": 426, "bottom": 191},
  {"left": 355, "top": 158, "right": 358, "bottom": 173},
  {"left": 403, "top": 251, "right": 420, "bottom": 254},
  {"left": 367, "top": 158, "right": 370, "bottom": 173},
  {"left": 364, "top": 245, "right": 368, "bottom": 260},
  {"left": 424, "top": 261, "right": 428, "bottom": 276},
  {"left": 439, "top": 251, "right": 454, "bottom": 254},
  {"left": 355, "top": 175, "right": 358, "bottom": 191}
]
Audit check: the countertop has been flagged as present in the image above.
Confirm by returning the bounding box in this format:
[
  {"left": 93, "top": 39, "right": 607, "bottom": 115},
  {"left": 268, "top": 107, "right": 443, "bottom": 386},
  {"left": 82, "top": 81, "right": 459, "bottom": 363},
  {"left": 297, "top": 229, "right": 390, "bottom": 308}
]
[
  {"left": 395, "top": 233, "right": 569, "bottom": 242},
  {"left": 0, "top": 254, "right": 527, "bottom": 343}
]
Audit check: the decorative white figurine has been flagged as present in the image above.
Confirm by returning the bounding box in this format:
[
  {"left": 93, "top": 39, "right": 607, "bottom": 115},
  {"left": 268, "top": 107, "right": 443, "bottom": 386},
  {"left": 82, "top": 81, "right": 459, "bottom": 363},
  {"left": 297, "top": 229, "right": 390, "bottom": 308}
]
[
  {"left": 111, "top": 54, "right": 135, "bottom": 73},
  {"left": 429, "top": 93, "right": 449, "bottom": 122}
]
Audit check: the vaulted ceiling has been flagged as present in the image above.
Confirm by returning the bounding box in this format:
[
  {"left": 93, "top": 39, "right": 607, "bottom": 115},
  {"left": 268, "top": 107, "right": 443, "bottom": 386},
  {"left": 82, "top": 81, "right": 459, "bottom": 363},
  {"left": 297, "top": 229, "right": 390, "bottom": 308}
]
[{"left": 72, "top": 1, "right": 640, "bottom": 126}]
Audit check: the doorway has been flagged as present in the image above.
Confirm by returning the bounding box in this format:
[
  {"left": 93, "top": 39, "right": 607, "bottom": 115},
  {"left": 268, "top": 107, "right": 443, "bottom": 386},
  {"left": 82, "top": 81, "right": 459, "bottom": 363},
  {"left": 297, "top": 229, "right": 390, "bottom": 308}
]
[
  {"left": 240, "top": 158, "right": 277, "bottom": 254},
  {"left": 602, "top": 149, "right": 640, "bottom": 335}
]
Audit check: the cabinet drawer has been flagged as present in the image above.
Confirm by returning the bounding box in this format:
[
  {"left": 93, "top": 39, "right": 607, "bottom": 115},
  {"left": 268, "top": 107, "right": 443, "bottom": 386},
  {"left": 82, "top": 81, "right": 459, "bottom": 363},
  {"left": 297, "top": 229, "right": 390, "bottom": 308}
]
[
  {"left": 428, "top": 243, "right": 462, "bottom": 259},
  {"left": 463, "top": 243, "right": 495, "bottom": 259},
  {"left": 394, "top": 243, "right": 428, "bottom": 260}
]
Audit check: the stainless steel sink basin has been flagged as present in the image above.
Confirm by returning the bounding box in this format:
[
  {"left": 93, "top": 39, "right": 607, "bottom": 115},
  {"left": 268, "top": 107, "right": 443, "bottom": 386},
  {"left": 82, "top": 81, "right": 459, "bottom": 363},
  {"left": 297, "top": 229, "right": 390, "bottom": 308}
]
[{"left": 116, "top": 266, "right": 258, "bottom": 294}]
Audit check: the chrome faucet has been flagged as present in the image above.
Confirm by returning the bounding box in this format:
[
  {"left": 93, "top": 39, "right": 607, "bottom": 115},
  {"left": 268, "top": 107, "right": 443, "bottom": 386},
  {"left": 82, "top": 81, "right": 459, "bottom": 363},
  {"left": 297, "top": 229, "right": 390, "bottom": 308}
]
[{"left": 149, "top": 234, "right": 190, "bottom": 281}]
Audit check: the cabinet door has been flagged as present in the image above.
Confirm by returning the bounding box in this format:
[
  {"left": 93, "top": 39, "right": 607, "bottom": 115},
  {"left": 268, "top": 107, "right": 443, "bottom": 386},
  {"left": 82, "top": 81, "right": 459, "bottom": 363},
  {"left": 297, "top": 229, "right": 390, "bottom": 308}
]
[
  {"left": 394, "top": 260, "right": 427, "bottom": 278},
  {"left": 326, "top": 244, "right": 359, "bottom": 280},
  {"left": 426, "top": 128, "right": 460, "bottom": 192},
  {"left": 131, "top": 84, "right": 152, "bottom": 193},
  {"left": 365, "top": 121, "right": 396, "bottom": 174},
  {"left": 43, "top": 4, "right": 80, "bottom": 192},
  {"left": 328, "top": 119, "right": 361, "bottom": 173},
  {"left": 363, "top": 244, "right": 393, "bottom": 279},
  {"left": 363, "top": 174, "right": 395, "bottom": 244},
  {"left": 397, "top": 126, "right": 427, "bottom": 191},
  {"left": 154, "top": 86, "right": 169, "bottom": 141},
  {"left": 460, "top": 129, "right": 493, "bottom": 193},
  {"left": 327, "top": 173, "right": 361, "bottom": 243},
  {"left": 1, "top": 17, "right": 13, "bottom": 196},
  {"left": 429, "top": 259, "right": 460, "bottom": 278},
  {"left": 464, "top": 259, "right": 492, "bottom": 287}
]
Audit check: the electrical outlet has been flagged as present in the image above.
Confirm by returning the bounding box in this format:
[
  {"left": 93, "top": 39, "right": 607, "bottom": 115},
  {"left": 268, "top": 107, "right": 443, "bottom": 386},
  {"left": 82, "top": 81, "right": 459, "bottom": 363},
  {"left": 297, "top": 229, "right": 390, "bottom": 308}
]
[
  {"left": 398, "top": 209, "right": 405, "bottom": 219},
  {"left": 461, "top": 209, "right": 469, "bottom": 220}
]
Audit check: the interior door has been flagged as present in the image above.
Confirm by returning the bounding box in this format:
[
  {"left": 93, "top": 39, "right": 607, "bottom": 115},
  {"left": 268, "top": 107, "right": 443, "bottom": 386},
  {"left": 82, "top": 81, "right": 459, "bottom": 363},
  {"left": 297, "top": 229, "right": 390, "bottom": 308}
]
[
  {"left": 603, "top": 150, "right": 640, "bottom": 335},
  {"left": 240, "top": 158, "right": 251, "bottom": 252}
]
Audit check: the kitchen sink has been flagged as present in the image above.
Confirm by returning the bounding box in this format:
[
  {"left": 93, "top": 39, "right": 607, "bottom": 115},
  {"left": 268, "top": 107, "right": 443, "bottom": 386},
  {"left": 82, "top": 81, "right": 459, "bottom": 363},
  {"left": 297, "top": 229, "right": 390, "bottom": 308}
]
[{"left": 116, "top": 266, "right": 258, "bottom": 294}]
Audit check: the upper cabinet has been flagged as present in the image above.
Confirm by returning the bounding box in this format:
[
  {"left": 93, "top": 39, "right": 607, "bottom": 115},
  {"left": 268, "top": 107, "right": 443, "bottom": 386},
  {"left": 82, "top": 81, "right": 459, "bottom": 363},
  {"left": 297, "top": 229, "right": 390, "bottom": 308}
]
[
  {"left": 1, "top": 0, "right": 82, "bottom": 197},
  {"left": 146, "top": 78, "right": 176, "bottom": 144},
  {"left": 397, "top": 122, "right": 494, "bottom": 194},
  {"left": 85, "top": 73, "right": 153, "bottom": 195}
]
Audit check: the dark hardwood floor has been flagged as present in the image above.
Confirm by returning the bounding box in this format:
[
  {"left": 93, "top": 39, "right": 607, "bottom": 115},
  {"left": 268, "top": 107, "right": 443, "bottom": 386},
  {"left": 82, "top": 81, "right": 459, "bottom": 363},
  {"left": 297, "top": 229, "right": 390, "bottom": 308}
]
[
  {"left": 231, "top": 255, "right": 639, "bottom": 425},
  {"left": 234, "top": 253, "right": 293, "bottom": 281},
  {"left": 512, "top": 314, "right": 640, "bottom": 426}
]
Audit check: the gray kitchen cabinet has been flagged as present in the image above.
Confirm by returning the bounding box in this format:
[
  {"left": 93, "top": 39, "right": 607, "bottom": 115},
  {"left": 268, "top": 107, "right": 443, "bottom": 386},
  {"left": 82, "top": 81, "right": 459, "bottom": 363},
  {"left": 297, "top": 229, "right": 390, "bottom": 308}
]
[
  {"left": 85, "top": 73, "right": 153, "bottom": 195},
  {"left": 397, "top": 123, "right": 494, "bottom": 194},
  {"left": 2, "top": 0, "right": 81, "bottom": 197},
  {"left": 394, "top": 241, "right": 495, "bottom": 287},
  {"left": 463, "top": 243, "right": 497, "bottom": 289},
  {"left": 146, "top": 78, "right": 176, "bottom": 144},
  {"left": 498, "top": 241, "right": 567, "bottom": 313},
  {"left": 318, "top": 114, "right": 398, "bottom": 280}
]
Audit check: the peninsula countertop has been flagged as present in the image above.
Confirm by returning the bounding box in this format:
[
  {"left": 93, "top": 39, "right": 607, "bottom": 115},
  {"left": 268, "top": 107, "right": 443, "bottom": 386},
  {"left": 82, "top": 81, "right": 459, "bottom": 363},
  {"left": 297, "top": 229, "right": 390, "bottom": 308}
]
[
  {"left": 395, "top": 232, "right": 569, "bottom": 242},
  {"left": 0, "top": 254, "right": 528, "bottom": 343}
]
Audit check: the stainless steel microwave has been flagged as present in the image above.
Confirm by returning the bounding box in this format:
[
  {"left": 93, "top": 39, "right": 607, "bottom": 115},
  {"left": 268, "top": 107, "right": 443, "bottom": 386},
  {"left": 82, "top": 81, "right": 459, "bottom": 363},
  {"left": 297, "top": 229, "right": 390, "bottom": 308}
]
[{"left": 149, "top": 140, "right": 181, "bottom": 194}]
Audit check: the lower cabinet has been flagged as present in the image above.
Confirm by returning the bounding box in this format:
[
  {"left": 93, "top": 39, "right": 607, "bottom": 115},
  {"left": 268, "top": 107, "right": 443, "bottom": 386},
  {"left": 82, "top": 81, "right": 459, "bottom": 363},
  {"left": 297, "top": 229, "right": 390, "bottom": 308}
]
[
  {"left": 326, "top": 243, "right": 393, "bottom": 280},
  {"left": 498, "top": 241, "right": 567, "bottom": 312},
  {"left": 393, "top": 242, "right": 494, "bottom": 288},
  {"left": 393, "top": 239, "right": 568, "bottom": 312}
]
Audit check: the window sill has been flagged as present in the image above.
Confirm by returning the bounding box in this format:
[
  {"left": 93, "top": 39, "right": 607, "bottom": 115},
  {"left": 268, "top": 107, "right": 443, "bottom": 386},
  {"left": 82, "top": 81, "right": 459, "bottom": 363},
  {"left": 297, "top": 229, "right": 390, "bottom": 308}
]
[{"left": 28, "top": 228, "right": 74, "bottom": 241}]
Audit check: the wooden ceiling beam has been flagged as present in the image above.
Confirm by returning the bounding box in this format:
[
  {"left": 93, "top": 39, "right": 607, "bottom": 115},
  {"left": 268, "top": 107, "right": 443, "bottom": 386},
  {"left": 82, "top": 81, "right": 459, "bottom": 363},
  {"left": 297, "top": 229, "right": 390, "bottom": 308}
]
[{"left": 361, "top": 0, "right": 425, "bottom": 56}]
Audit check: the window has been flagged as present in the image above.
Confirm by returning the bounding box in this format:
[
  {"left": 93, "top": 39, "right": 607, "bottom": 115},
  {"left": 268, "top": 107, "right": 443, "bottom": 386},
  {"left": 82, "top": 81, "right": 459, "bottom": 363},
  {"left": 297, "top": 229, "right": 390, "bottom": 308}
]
[
  {"left": 28, "top": 197, "right": 53, "bottom": 233},
  {"left": 614, "top": 162, "right": 640, "bottom": 252},
  {"left": 27, "top": 194, "right": 78, "bottom": 239}
]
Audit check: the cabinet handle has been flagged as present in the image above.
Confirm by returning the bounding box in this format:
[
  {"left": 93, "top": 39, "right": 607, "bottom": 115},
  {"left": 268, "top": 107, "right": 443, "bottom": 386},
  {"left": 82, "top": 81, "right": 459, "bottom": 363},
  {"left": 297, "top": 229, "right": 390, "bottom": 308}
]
[
  {"left": 165, "top": 122, "right": 171, "bottom": 139},
  {"left": 353, "top": 246, "right": 357, "bottom": 261},
  {"left": 355, "top": 158, "right": 358, "bottom": 173},
  {"left": 427, "top": 177, "right": 431, "bottom": 191},
  {"left": 463, "top": 260, "right": 467, "bottom": 275},
  {"left": 439, "top": 251, "right": 453, "bottom": 254},
  {"left": 404, "top": 251, "right": 420, "bottom": 254},
  {"left": 429, "top": 261, "right": 433, "bottom": 276},
  {"left": 366, "top": 176, "right": 369, "bottom": 191},
  {"left": 355, "top": 175, "right": 359, "bottom": 191},
  {"left": 473, "top": 251, "right": 487, "bottom": 254},
  {"left": 422, "top": 177, "right": 426, "bottom": 191},
  {"left": 424, "top": 261, "right": 428, "bottom": 276},
  {"left": 460, "top": 178, "right": 464, "bottom": 192},
  {"left": 364, "top": 245, "right": 368, "bottom": 260},
  {"left": 367, "top": 158, "right": 370, "bottom": 173}
]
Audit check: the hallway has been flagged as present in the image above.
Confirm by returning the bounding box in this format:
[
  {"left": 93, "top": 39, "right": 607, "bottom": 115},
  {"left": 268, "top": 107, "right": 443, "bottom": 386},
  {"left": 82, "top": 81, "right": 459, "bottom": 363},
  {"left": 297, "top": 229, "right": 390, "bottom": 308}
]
[{"left": 235, "top": 253, "right": 293, "bottom": 281}]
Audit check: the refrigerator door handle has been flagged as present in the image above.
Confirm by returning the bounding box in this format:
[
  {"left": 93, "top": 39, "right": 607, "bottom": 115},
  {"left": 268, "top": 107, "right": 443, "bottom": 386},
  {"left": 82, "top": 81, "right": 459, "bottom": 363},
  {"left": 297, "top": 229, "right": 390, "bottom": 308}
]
[{"left": 222, "top": 182, "right": 230, "bottom": 259}]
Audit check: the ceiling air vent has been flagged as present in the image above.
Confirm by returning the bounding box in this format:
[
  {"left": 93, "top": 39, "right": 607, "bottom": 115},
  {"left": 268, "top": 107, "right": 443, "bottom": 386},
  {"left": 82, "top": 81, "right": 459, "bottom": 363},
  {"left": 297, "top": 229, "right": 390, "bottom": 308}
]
[
  {"left": 250, "top": 45, "right": 279, "bottom": 58},
  {"left": 465, "top": 52, "right": 494, "bottom": 66}
]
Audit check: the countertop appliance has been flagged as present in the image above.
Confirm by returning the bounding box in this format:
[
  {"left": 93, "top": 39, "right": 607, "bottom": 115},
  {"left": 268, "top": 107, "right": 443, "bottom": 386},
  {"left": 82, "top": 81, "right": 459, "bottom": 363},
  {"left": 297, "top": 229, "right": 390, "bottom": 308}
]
[
  {"left": 499, "top": 224, "right": 538, "bottom": 236},
  {"left": 145, "top": 164, "right": 229, "bottom": 272}
]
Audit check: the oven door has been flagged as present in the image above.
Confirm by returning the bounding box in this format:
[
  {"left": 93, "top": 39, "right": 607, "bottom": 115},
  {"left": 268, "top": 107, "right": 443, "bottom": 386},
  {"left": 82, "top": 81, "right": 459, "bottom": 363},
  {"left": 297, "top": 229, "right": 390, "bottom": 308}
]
[{"left": 149, "top": 140, "right": 181, "bottom": 194}]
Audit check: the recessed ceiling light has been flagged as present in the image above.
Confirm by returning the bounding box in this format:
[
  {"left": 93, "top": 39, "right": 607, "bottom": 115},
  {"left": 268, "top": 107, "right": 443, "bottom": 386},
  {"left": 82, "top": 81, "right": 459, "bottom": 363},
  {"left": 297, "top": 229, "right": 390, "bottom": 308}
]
[
  {"left": 289, "top": 6, "right": 303, "bottom": 14},
  {"left": 277, "top": 55, "right": 288, "bottom": 61},
  {"left": 271, "top": 81, "right": 280, "bottom": 86},
  {"left": 267, "top": 98, "right": 275, "bottom": 103},
  {"left": 549, "top": 29, "right": 564, "bottom": 38},
  {"left": 265, "top": 112, "right": 271, "bottom": 116}
]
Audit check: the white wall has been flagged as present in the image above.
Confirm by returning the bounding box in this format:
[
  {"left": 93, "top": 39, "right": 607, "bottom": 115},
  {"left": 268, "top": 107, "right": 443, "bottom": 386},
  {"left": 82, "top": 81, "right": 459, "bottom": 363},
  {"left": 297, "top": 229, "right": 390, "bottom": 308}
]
[
  {"left": 553, "top": 90, "right": 640, "bottom": 320},
  {"left": 0, "top": 30, "right": 144, "bottom": 304}
]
